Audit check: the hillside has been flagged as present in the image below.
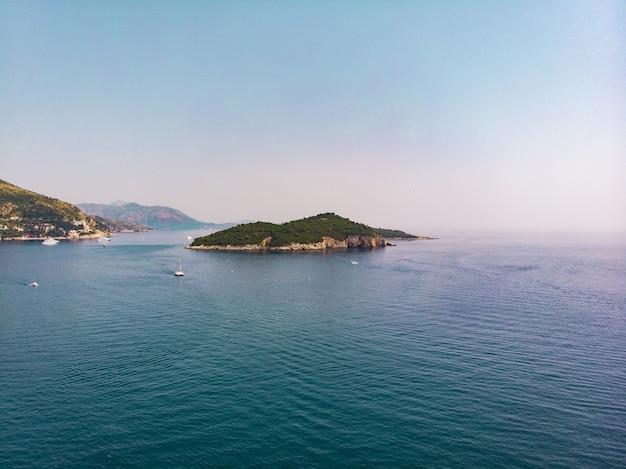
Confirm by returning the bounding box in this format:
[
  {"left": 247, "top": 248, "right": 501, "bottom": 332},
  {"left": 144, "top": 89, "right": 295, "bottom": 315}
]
[
  {"left": 92, "top": 216, "right": 153, "bottom": 233},
  {"left": 78, "top": 202, "right": 234, "bottom": 231},
  {"left": 0, "top": 180, "right": 109, "bottom": 239},
  {"left": 189, "top": 213, "right": 392, "bottom": 251},
  {"left": 373, "top": 228, "right": 434, "bottom": 240}
]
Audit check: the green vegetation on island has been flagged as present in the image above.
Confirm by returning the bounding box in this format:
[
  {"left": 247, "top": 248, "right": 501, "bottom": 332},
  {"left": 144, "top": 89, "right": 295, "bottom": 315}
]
[
  {"left": 189, "top": 213, "right": 418, "bottom": 250},
  {"left": 0, "top": 179, "right": 109, "bottom": 239},
  {"left": 373, "top": 228, "right": 434, "bottom": 239}
]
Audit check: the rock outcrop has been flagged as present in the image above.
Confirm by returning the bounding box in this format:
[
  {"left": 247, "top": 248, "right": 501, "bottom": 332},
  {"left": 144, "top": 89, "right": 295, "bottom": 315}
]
[
  {"left": 187, "top": 234, "right": 391, "bottom": 251},
  {"left": 346, "top": 234, "right": 389, "bottom": 248}
]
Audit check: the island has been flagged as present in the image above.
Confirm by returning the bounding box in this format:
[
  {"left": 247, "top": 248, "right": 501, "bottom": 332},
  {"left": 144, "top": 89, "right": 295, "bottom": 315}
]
[{"left": 188, "top": 213, "right": 428, "bottom": 251}]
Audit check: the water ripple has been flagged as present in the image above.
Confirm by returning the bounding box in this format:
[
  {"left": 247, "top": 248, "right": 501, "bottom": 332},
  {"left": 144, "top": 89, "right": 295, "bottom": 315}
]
[{"left": 1, "top": 233, "right": 625, "bottom": 467}]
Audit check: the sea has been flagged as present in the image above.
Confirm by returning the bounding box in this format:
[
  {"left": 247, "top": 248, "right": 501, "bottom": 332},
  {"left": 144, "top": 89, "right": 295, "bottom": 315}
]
[{"left": 1, "top": 231, "right": 625, "bottom": 468}]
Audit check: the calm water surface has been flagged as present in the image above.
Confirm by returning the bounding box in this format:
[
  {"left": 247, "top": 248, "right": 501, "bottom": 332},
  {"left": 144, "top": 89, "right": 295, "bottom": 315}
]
[{"left": 1, "top": 231, "right": 625, "bottom": 467}]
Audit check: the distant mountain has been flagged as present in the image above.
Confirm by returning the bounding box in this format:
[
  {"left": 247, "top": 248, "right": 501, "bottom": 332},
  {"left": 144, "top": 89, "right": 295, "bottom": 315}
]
[
  {"left": 78, "top": 202, "right": 235, "bottom": 231},
  {"left": 92, "top": 216, "right": 153, "bottom": 233},
  {"left": 0, "top": 179, "right": 109, "bottom": 239}
]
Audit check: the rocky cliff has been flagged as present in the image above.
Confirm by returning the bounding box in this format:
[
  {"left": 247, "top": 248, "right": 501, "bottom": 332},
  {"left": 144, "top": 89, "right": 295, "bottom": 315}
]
[{"left": 187, "top": 234, "right": 390, "bottom": 251}]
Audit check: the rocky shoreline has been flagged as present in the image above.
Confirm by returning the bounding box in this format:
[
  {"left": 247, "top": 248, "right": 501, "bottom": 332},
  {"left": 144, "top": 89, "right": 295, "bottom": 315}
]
[
  {"left": 187, "top": 235, "right": 393, "bottom": 251},
  {"left": 0, "top": 232, "right": 110, "bottom": 241}
]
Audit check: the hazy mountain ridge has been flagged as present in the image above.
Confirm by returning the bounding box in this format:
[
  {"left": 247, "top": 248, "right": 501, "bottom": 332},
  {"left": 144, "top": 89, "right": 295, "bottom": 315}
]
[
  {"left": 92, "top": 216, "right": 153, "bottom": 233},
  {"left": 78, "top": 202, "right": 235, "bottom": 231}
]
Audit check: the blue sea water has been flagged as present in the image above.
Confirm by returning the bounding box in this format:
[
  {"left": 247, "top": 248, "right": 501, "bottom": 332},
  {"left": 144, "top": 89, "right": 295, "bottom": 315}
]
[{"left": 1, "top": 231, "right": 625, "bottom": 468}]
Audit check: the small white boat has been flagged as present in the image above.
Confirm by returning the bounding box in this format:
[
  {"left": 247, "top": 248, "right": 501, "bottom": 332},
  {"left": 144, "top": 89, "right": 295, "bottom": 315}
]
[
  {"left": 42, "top": 238, "right": 59, "bottom": 246},
  {"left": 174, "top": 260, "right": 185, "bottom": 277},
  {"left": 30, "top": 282, "right": 38, "bottom": 287},
  {"left": 351, "top": 261, "right": 358, "bottom": 265}
]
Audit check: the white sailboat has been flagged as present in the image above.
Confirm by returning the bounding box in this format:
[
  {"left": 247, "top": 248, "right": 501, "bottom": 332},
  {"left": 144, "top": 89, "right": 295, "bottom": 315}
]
[{"left": 174, "top": 260, "right": 185, "bottom": 277}]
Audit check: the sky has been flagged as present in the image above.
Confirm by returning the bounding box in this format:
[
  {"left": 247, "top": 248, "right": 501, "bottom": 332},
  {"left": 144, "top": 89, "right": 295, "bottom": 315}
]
[{"left": 1, "top": 1, "right": 624, "bottom": 234}]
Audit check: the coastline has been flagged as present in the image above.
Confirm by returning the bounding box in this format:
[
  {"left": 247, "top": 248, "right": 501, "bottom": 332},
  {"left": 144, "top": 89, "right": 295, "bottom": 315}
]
[
  {"left": 186, "top": 244, "right": 391, "bottom": 251},
  {"left": 0, "top": 232, "right": 111, "bottom": 242},
  {"left": 187, "top": 235, "right": 394, "bottom": 251},
  {"left": 187, "top": 235, "right": 436, "bottom": 251}
]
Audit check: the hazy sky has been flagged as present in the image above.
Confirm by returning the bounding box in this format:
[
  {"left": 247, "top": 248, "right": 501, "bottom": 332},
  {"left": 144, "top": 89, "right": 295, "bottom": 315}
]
[{"left": 2, "top": 1, "right": 624, "bottom": 233}]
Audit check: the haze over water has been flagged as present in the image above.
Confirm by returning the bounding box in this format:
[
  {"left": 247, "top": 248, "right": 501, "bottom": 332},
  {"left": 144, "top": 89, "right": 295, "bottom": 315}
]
[
  {"left": 2, "top": 2, "right": 624, "bottom": 232},
  {"left": 1, "top": 231, "right": 624, "bottom": 467}
]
